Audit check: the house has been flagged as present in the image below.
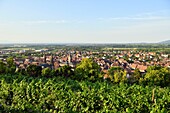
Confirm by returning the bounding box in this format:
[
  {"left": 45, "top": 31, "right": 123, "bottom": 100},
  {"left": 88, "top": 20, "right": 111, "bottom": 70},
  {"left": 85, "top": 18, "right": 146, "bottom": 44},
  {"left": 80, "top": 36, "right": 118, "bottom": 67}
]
[{"left": 129, "top": 63, "right": 147, "bottom": 73}]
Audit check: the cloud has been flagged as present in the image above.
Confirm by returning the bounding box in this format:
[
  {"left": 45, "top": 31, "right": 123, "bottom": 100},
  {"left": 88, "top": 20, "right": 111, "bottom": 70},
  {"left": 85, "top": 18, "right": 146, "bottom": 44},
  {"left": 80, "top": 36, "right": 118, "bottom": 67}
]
[
  {"left": 0, "top": 19, "right": 85, "bottom": 26},
  {"left": 98, "top": 10, "right": 170, "bottom": 21},
  {"left": 109, "top": 16, "right": 169, "bottom": 20},
  {"left": 21, "top": 20, "right": 69, "bottom": 24},
  {"left": 0, "top": 21, "right": 16, "bottom": 25},
  {"left": 135, "top": 10, "right": 170, "bottom": 17},
  {"left": 19, "top": 19, "right": 85, "bottom": 25},
  {"left": 54, "top": 20, "right": 68, "bottom": 23}
]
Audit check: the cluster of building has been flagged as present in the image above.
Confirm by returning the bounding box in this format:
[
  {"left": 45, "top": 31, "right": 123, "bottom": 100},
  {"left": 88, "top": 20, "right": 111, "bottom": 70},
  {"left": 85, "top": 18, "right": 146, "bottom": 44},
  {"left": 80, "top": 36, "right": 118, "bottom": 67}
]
[{"left": 0, "top": 48, "right": 170, "bottom": 76}]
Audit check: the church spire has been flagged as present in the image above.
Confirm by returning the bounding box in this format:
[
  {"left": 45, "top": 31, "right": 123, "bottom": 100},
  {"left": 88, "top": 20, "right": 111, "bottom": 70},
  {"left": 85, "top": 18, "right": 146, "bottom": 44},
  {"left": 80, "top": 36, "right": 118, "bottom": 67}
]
[
  {"left": 43, "top": 53, "right": 46, "bottom": 63},
  {"left": 50, "top": 54, "right": 54, "bottom": 69},
  {"left": 68, "top": 53, "right": 72, "bottom": 64}
]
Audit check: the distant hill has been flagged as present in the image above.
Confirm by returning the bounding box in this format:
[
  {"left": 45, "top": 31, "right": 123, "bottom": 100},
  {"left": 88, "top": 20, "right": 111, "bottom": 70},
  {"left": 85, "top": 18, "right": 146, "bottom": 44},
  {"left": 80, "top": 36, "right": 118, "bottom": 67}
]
[{"left": 159, "top": 40, "right": 170, "bottom": 44}]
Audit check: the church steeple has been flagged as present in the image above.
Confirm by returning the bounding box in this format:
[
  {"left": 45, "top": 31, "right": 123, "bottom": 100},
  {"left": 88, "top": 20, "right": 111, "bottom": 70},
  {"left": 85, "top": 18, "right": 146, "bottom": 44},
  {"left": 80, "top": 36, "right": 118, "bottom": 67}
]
[
  {"left": 43, "top": 54, "right": 46, "bottom": 63},
  {"left": 68, "top": 53, "right": 72, "bottom": 64},
  {"left": 50, "top": 54, "right": 54, "bottom": 69}
]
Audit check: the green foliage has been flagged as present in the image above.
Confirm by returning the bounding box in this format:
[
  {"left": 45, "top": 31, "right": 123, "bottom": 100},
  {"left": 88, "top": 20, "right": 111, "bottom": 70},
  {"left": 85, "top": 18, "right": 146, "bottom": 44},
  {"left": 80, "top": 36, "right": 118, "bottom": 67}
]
[
  {"left": 108, "top": 66, "right": 123, "bottom": 76},
  {"left": 113, "top": 71, "right": 127, "bottom": 83},
  {"left": 131, "top": 68, "right": 141, "bottom": 83},
  {"left": 75, "top": 58, "right": 100, "bottom": 81},
  {"left": 26, "top": 65, "right": 42, "bottom": 77},
  {"left": 55, "top": 65, "right": 74, "bottom": 77},
  {"left": 0, "top": 61, "right": 6, "bottom": 74},
  {"left": 16, "top": 68, "right": 27, "bottom": 76},
  {"left": 6, "top": 57, "right": 14, "bottom": 67},
  {"left": 42, "top": 67, "right": 52, "bottom": 77},
  {"left": 142, "top": 66, "right": 170, "bottom": 87},
  {"left": 5, "top": 57, "right": 16, "bottom": 74},
  {"left": 1, "top": 75, "right": 170, "bottom": 112},
  {"left": 108, "top": 67, "right": 127, "bottom": 83}
]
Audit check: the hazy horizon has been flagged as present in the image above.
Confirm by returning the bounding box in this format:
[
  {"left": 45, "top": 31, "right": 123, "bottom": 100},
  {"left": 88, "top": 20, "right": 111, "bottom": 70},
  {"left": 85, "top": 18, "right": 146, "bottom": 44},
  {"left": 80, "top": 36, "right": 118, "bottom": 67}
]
[{"left": 0, "top": 0, "right": 170, "bottom": 43}]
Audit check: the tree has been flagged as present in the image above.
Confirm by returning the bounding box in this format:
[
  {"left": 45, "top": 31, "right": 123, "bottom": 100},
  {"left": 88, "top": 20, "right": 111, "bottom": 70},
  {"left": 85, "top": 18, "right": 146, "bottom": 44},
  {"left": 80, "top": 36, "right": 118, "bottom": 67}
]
[
  {"left": 131, "top": 69, "right": 141, "bottom": 83},
  {"left": 113, "top": 70, "right": 127, "bottom": 83},
  {"left": 0, "top": 60, "right": 6, "bottom": 74},
  {"left": 6, "top": 57, "right": 16, "bottom": 74},
  {"left": 143, "top": 66, "right": 170, "bottom": 87},
  {"left": 75, "top": 58, "right": 100, "bottom": 81},
  {"left": 17, "top": 68, "right": 27, "bottom": 76},
  {"left": 108, "top": 66, "right": 123, "bottom": 76},
  {"left": 55, "top": 65, "right": 74, "bottom": 77},
  {"left": 6, "top": 57, "right": 14, "bottom": 67},
  {"left": 42, "top": 67, "right": 51, "bottom": 77},
  {"left": 26, "top": 65, "right": 42, "bottom": 77},
  {"left": 108, "top": 66, "right": 123, "bottom": 82}
]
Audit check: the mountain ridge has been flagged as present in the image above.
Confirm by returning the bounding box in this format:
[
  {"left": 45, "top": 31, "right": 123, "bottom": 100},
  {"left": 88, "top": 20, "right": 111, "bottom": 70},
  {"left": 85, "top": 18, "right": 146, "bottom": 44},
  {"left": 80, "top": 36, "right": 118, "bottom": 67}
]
[{"left": 158, "top": 40, "right": 170, "bottom": 44}]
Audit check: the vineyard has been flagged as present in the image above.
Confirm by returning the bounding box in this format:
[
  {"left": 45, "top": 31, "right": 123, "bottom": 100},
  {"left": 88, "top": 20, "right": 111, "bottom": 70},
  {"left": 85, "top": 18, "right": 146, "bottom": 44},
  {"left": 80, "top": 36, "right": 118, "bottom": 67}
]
[{"left": 0, "top": 74, "right": 170, "bottom": 113}]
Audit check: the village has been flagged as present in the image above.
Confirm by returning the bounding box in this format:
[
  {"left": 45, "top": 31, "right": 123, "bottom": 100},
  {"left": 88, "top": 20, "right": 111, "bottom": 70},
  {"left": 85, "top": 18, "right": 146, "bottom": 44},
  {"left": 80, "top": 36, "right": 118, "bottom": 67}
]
[{"left": 0, "top": 45, "right": 169, "bottom": 77}]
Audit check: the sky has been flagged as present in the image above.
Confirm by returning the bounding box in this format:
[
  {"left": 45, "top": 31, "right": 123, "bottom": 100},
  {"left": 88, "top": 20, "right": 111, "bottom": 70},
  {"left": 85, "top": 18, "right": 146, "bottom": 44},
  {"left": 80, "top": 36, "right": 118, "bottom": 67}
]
[{"left": 0, "top": 0, "right": 170, "bottom": 43}]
